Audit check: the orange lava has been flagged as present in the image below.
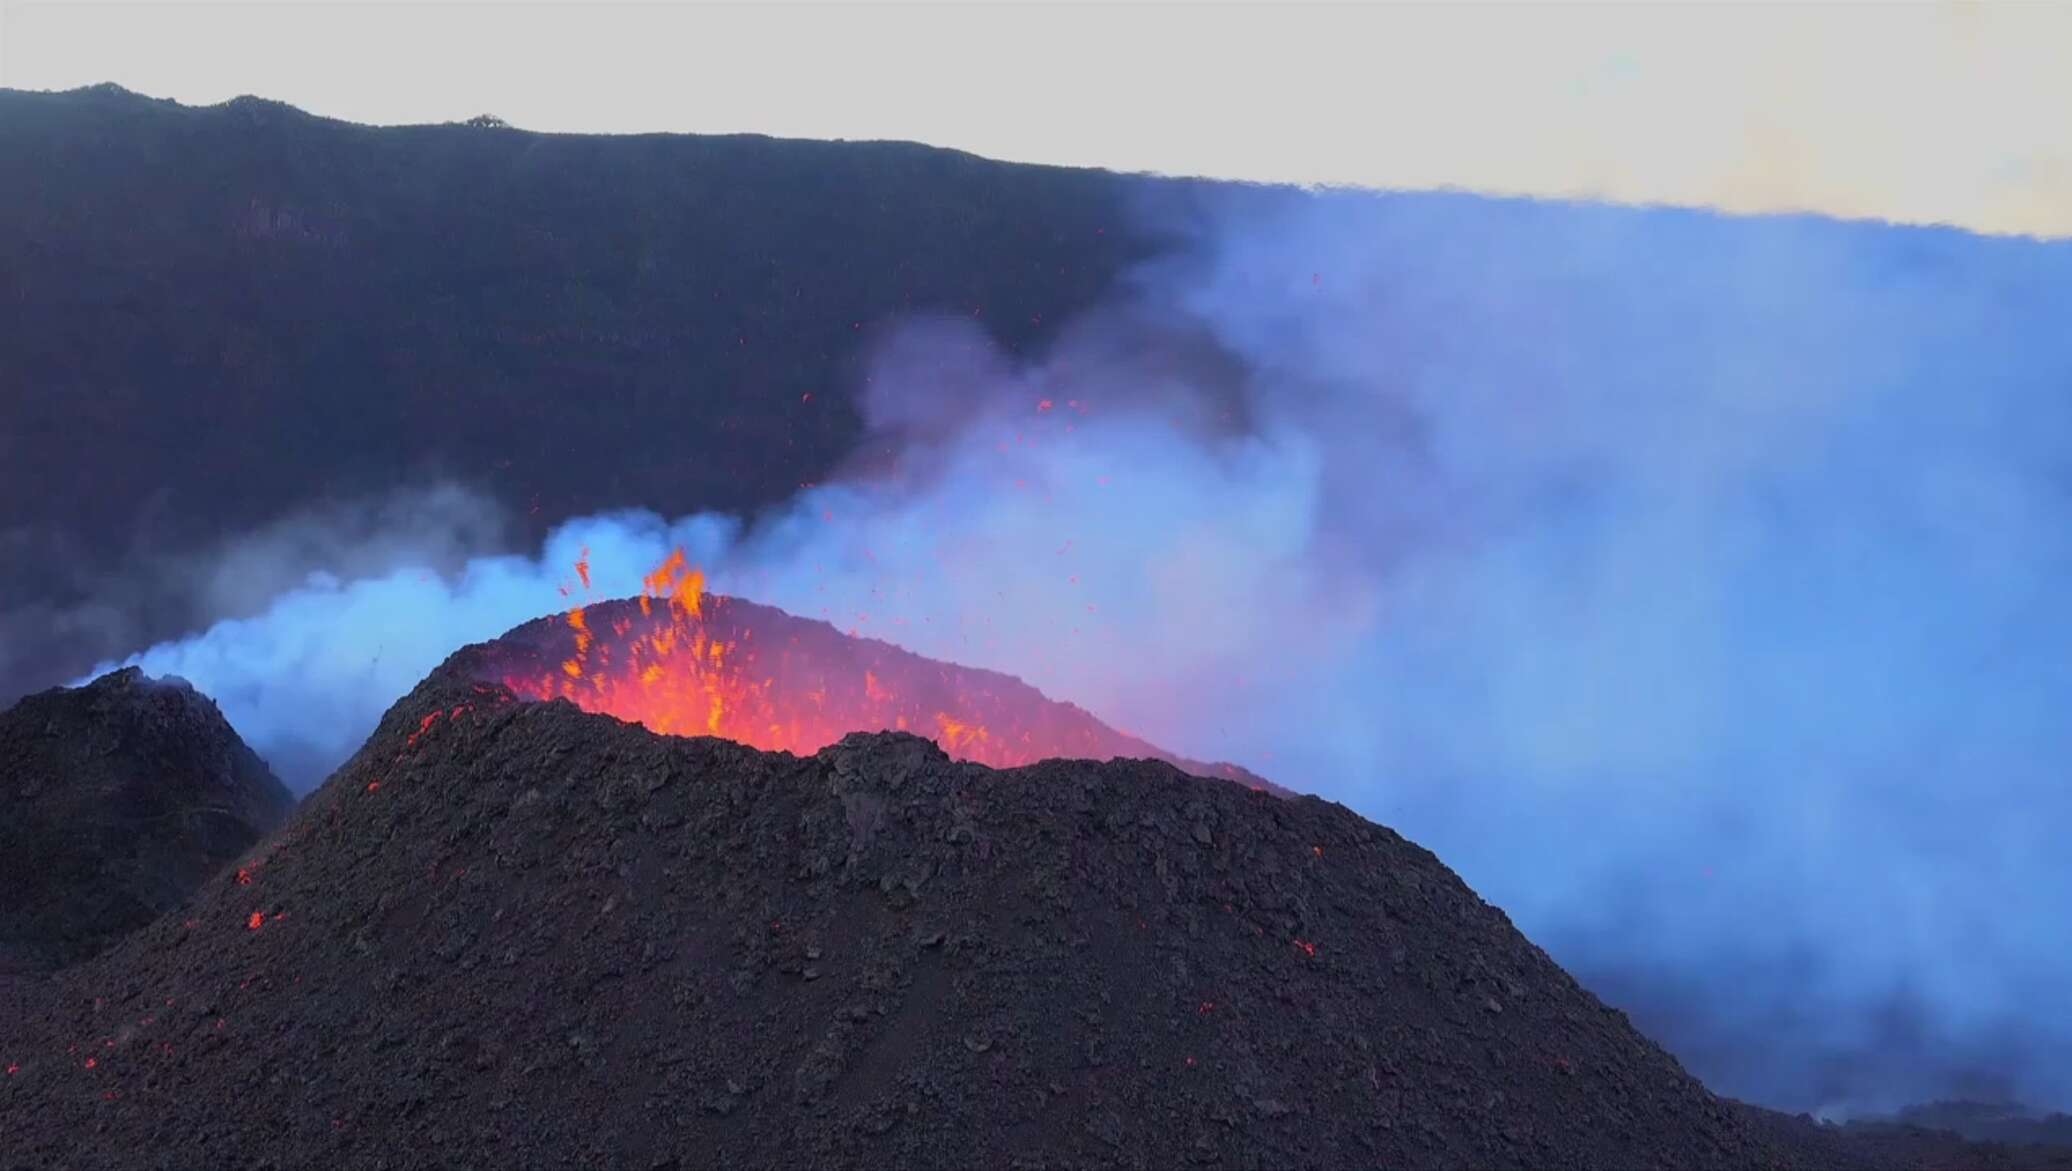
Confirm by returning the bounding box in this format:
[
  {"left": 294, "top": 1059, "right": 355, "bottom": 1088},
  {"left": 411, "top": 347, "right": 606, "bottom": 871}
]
[
  {"left": 497, "top": 548, "right": 1183, "bottom": 771},
  {"left": 406, "top": 711, "right": 444, "bottom": 750}
]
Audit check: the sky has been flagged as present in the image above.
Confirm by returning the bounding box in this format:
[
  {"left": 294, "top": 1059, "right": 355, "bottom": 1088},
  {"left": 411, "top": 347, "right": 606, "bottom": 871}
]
[{"left": 3, "top": 0, "right": 2070, "bottom": 238}]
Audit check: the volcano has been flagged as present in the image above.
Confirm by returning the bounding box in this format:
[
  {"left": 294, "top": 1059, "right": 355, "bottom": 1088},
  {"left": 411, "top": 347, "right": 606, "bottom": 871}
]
[
  {"left": 0, "top": 667, "right": 293, "bottom": 973},
  {"left": 0, "top": 633, "right": 1880, "bottom": 1168},
  {"left": 5, "top": 604, "right": 2065, "bottom": 1168}
]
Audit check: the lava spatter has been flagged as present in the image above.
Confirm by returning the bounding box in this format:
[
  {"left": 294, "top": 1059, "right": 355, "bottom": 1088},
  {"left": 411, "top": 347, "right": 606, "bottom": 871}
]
[{"left": 492, "top": 549, "right": 1279, "bottom": 787}]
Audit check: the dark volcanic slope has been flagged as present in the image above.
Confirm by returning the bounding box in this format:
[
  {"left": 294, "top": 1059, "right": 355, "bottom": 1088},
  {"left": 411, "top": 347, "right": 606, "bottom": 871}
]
[
  {"left": 0, "top": 668, "right": 293, "bottom": 972},
  {"left": 1, "top": 665, "right": 1882, "bottom": 1170}
]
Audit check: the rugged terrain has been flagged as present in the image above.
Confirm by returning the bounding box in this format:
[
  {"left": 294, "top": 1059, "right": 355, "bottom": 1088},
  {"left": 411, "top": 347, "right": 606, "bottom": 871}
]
[
  {"left": 3, "top": 653, "right": 2070, "bottom": 1167},
  {"left": 0, "top": 667, "right": 294, "bottom": 973}
]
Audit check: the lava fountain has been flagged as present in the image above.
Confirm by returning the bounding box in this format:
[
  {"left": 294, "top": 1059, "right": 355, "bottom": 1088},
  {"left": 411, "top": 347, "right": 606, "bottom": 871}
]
[{"left": 485, "top": 550, "right": 1282, "bottom": 789}]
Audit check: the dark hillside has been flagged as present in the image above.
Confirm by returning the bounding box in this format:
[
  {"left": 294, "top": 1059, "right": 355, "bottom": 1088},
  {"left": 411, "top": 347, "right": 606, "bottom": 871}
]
[
  {"left": 0, "top": 667, "right": 293, "bottom": 972},
  {"left": 0, "top": 83, "right": 1175, "bottom": 701}
]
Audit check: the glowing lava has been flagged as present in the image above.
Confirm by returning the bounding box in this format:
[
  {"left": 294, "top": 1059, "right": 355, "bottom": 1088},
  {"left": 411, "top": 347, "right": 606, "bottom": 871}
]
[{"left": 491, "top": 548, "right": 1279, "bottom": 786}]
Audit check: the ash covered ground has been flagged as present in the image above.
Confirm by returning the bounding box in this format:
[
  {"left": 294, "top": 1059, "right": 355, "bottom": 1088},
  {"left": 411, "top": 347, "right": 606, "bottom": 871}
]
[{"left": 2, "top": 641, "right": 2070, "bottom": 1168}]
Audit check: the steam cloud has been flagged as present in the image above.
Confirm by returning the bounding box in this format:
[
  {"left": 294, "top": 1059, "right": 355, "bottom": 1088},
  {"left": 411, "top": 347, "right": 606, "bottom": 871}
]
[{"left": 83, "top": 187, "right": 2072, "bottom": 1118}]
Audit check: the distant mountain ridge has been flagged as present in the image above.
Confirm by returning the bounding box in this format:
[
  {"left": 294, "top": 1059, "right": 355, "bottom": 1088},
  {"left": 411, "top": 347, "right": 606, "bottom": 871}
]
[
  {"left": 0, "top": 81, "right": 1185, "bottom": 706},
  {"left": 1850, "top": 1100, "right": 2072, "bottom": 1148}
]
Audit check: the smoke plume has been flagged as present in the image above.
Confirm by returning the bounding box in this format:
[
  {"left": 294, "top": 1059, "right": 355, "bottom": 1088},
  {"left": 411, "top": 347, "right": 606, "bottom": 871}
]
[{"left": 84, "top": 186, "right": 2072, "bottom": 1117}]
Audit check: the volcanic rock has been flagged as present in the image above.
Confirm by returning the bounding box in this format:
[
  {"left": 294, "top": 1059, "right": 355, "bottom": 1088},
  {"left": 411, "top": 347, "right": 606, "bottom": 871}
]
[
  {"left": 0, "top": 667, "right": 294, "bottom": 972},
  {"left": 0, "top": 659, "right": 1896, "bottom": 1169}
]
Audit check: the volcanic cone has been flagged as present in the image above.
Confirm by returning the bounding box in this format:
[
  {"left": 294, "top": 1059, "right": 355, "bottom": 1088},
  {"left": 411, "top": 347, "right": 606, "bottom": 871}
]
[{"left": 0, "top": 628, "right": 1881, "bottom": 1169}]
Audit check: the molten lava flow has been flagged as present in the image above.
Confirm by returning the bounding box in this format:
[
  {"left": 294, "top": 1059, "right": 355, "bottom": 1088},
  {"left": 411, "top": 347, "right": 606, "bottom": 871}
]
[{"left": 496, "top": 548, "right": 1205, "bottom": 772}]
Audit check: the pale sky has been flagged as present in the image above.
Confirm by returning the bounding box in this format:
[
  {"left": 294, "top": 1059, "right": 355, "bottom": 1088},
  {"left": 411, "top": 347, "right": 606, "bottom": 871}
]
[{"left": 3, "top": 1, "right": 2069, "bottom": 238}]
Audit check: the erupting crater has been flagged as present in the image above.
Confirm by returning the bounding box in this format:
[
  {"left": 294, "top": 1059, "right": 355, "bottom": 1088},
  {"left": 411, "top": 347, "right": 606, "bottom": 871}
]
[{"left": 475, "top": 550, "right": 1284, "bottom": 791}]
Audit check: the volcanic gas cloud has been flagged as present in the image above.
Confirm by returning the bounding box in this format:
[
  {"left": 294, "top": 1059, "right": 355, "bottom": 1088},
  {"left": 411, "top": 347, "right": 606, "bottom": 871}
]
[{"left": 487, "top": 549, "right": 1273, "bottom": 789}]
